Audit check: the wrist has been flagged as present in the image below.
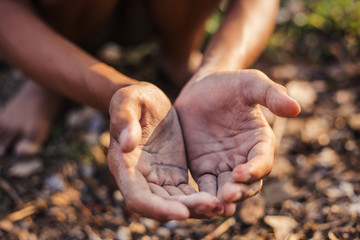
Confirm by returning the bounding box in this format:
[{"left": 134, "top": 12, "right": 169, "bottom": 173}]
[
  {"left": 191, "top": 54, "right": 246, "bottom": 83},
  {"left": 189, "top": 63, "right": 229, "bottom": 83},
  {"left": 87, "top": 63, "right": 139, "bottom": 111}
]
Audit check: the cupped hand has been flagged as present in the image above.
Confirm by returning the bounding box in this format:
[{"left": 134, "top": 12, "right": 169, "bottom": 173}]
[
  {"left": 107, "top": 82, "right": 223, "bottom": 221},
  {"left": 174, "top": 70, "right": 300, "bottom": 216}
]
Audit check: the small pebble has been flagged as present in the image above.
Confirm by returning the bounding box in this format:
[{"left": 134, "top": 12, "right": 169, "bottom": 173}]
[
  {"left": 163, "top": 220, "right": 180, "bottom": 230},
  {"left": 45, "top": 174, "right": 65, "bottom": 191},
  {"left": 116, "top": 226, "right": 132, "bottom": 240},
  {"left": 156, "top": 227, "right": 171, "bottom": 239},
  {"left": 140, "top": 218, "right": 159, "bottom": 231},
  {"left": 129, "top": 221, "right": 146, "bottom": 234},
  {"left": 8, "top": 158, "right": 43, "bottom": 178}
]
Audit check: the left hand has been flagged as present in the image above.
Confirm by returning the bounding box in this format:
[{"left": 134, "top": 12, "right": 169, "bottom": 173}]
[
  {"left": 174, "top": 70, "right": 300, "bottom": 216},
  {"left": 107, "top": 82, "right": 223, "bottom": 221}
]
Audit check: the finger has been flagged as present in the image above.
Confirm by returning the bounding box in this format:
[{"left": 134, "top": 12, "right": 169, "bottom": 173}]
[
  {"left": 170, "top": 192, "right": 224, "bottom": 219},
  {"left": 223, "top": 203, "right": 237, "bottom": 217},
  {"left": 178, "top": 183, "right": 198, "bottom": 195},
  {"left": 232, "top": 157, "right": 272, "bottom": 183},
  {"left": 243, "top": 70, "right": 301, "bottom": 118},
  {"left": 216, "top": 172, "right": 240, "bottom": 217},
  {"left": 151, "top": 182, "right": 223, "bottom": 218},
  {"left": 109, "top": 90, "right": 142, "bottom": 153},
  {"left": 232, "top": 138, "right": 274, "bottom": 183},
  {"left": 218, "top": 181, "right": 262, "bottom": 203},
  {"left": 119, "top": 122, "right": 141, "bottom": 152},
  {"left": 118, "top": 169, "right": 190, "bottom": 221},
  {"left": 197, "top": 174, "right": 217, "bottom": 196},
  {"left": 217, "top": 171, "right": 233, "bottom": 195},
  {"left": 148, "top": 183, "right": 171, "bottom": 198},
  {"left": 163, "top": 185, "right": 186, "bottom": 196},
  {"left": 108, "top": 138, "right": 189, "bottom": 221}
]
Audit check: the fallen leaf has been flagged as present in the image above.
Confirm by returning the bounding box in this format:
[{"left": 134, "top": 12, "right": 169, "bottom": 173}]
[
  {"left": 239, "top": 194, "right": 265, "bottom": 225},
  {"left": 286, "top": 81, "right": 317, "bottom": 112},
  {"left": 264, "top": 215, "right": 298, "bottom": 240},
  {"left": 8, "top": 159, "right": 43, "bottom": 178},
  {"left": 263, "top": 181, "right": 299, "bottom": 207}
]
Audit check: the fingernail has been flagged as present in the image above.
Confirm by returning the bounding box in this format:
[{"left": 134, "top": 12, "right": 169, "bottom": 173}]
[
  {"left": 231, "top": 192, "right": 242, "bottom": 202},
  {"left": 118, "top": 127, "right": 128, "bottom": 143},
  {"left": 233, "top": 169, "right": 251, "bottom": 182},
  {"left": 215, "top": 201, "right": 224, "bottom": 214}
]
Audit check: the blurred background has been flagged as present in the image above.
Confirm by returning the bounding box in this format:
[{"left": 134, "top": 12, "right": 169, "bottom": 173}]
[{"left": 0, "top": 0, "right": 359, "bottom": 239}]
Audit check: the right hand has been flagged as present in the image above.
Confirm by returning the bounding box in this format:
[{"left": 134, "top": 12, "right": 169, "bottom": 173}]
[
  {"left": 174, "top": 70, "right": 301, "bottom": 216},
  {"left": 107, "top": 82, "right": 223, "bottom": 221}
]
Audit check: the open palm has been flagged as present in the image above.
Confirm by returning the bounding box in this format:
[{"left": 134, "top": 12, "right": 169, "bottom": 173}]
[
  {"left": 175, "top": 70, "right": 300, "bottom": 215},
  {"left": 107, "top": 82, "right": 222, "bottom": 221}
]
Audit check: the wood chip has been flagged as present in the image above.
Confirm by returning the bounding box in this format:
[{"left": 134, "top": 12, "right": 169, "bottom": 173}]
[
  {"left": 202, "top": 217, "right": 236, "bottom": 240},
  {"left": 328, "top": 231, "right": 340, "bottom": 240},
  {"left": 315, "top": 147, "right": 339, "bottom": 168},
  {"left": 91, "top": 145, "right": 107, "bottom": 164},
  {"left": 239, "top": 194, "right": 265, "bottom": 225},
  {"left": 116, "top": 226, "right": 132, "bottom": 240},
  {"left": 264, "top": 215, "right": 298, "bottom": 240},
  {"left": 99, "top": 131, "right": 110, "bottom": 148},
  {"left": 129, "top": 221, "right": 147, "bottom": 234},
  {"left": 348, "top": 113, "right": 360, "bottom": 130},
  {"left": 17, "top": 229, "right": 37, "bottom": 240},
  {"left": 84, "top": 225, "right": 102, "bottom": 240},
  {"left": 0, "top": 219, "right": 14, "bottom": 232},
  {"left": 3, "top": 198, "right": 47, "bottom": 223},
  {"left": 51, "top": 187, "right": 80, "bottom": 206}
]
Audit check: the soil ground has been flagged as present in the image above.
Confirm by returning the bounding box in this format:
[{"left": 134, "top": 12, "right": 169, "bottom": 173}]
[{"left": 1, "top": 8, "right": 360, "bottom": 240}]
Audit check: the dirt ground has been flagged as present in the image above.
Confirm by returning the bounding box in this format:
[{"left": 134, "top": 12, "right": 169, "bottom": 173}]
[{"left": 1, "top": 17, "right": 360, "bottom": 240}]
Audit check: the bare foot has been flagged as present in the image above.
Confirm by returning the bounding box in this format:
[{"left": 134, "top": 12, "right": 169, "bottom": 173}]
[{"left": 0, "top": 80, "right": 63, "bottom": 156}]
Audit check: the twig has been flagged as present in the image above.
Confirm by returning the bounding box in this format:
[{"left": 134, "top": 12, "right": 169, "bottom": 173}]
[
  {"left": 272, "top": 116, "right": 288, "bottom": 153},
  {"left": 0, "top": 177, "right": 23, "bottom": 207},
  {"left": 7, "top": 198, "right": 47, "bottom": 222},
  {"left": 2, "top": 198, "right": 47, "bottom": 223},
  {"left": 202, "top": 217, "right": 236, "bottom": 240},
  {"left": 84, "top": 225, "right": 102, "bottom": 240}
]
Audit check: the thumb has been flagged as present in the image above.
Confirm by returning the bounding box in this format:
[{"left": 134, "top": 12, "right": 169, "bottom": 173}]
[
  {"left": 118, "top": 120, "right": 142, "bottom": 153},
  {"left": 244, "top": 70, "right": 301, "bottom": 117},
  {"left": 109, "top": 92, "right": 142, "bottom": 153}
]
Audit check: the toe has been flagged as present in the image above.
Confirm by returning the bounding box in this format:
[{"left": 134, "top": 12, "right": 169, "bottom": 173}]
[
  {"left": 174, "top": 192, "right": 224, "bottom": 219},
  {"left": 14, "top": 138, "right": 42, "bottom": 156},
  {"left": 13, "top": 122, "right": 50, "bottom": 156}
]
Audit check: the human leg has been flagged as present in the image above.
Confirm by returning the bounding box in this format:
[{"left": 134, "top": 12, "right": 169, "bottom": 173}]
[
  {"left": 149, "top": 0, "right": 220, "bottom": 88},
  {"left": 0, "top": 0, "right": 118, "bottom": 155},
  {"left": 0, "top": 81, "right": 63, "bottom": 155}
]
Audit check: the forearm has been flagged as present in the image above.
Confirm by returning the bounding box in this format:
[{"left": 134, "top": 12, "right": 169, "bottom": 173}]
[
  {"left": 0, "top": 0, "right": 137, "bottom": 112},
  {"left": 198, "top": 0, "right": 279, "bottom": 75}
]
